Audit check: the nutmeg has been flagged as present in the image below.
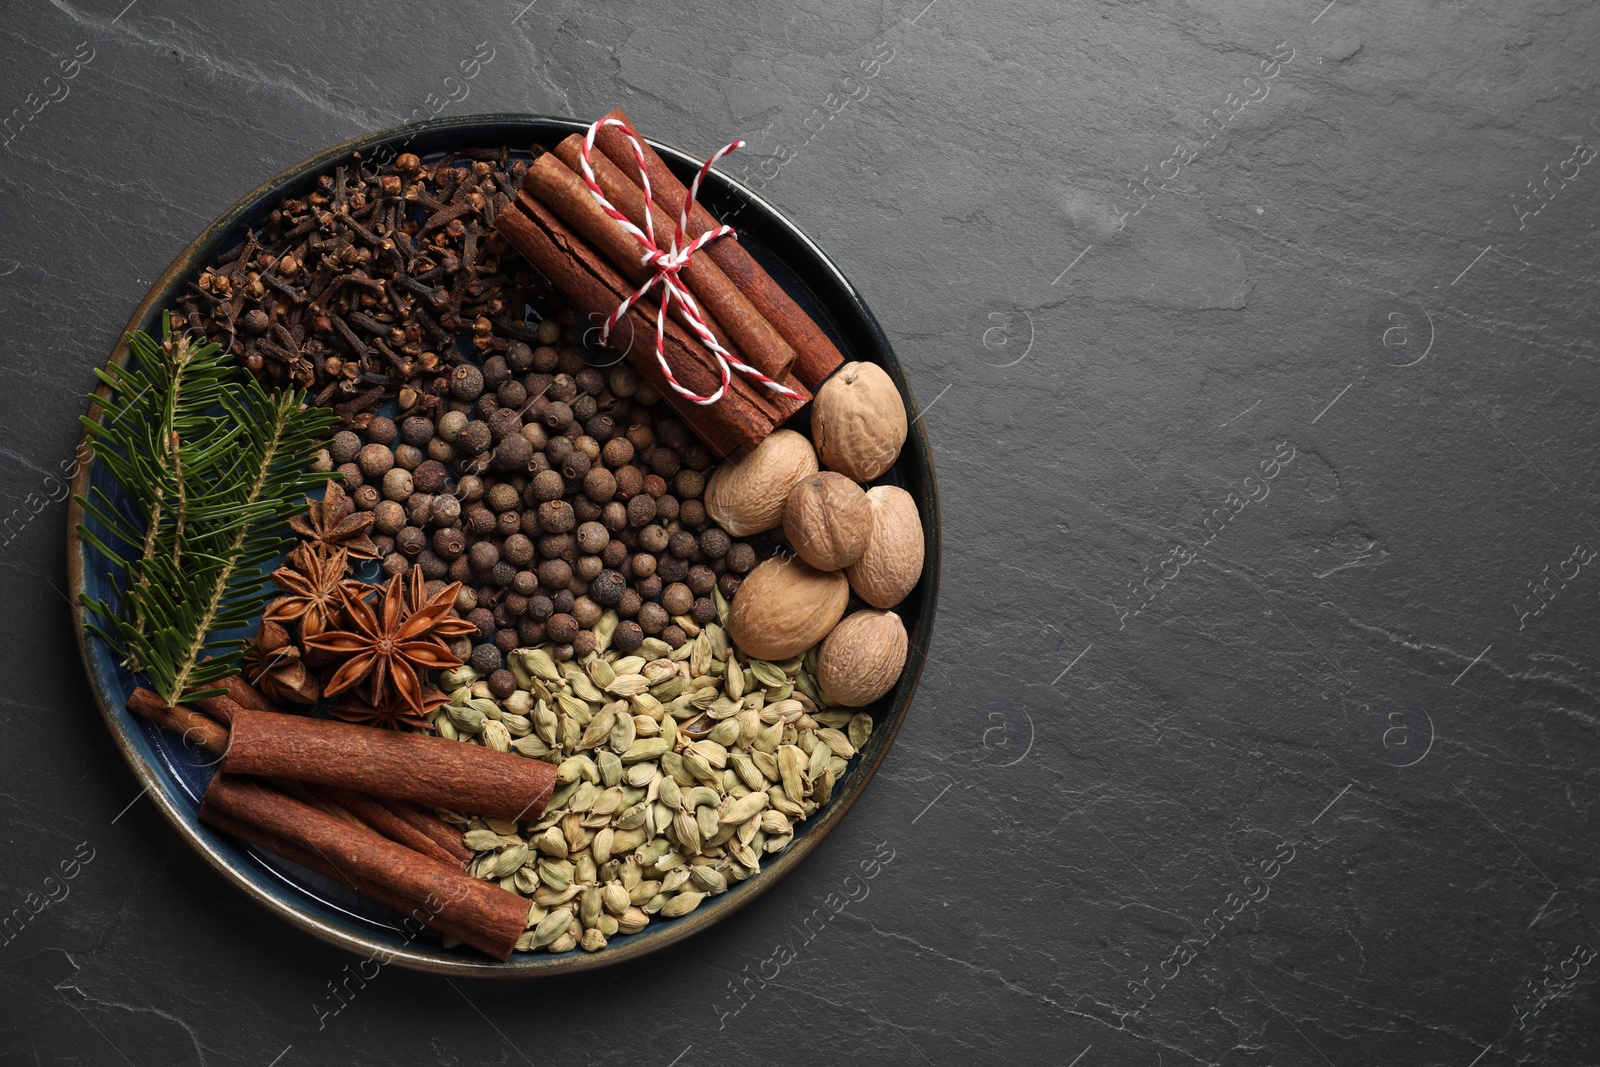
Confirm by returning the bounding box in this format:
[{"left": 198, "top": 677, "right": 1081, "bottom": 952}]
[
  {"left": 726, "top": 555, "right": 848, "bottom": 661},
  {"left": 782, "top": 472, "right": 870, "bottom": 571},
  {"left": 845, "top": 485, "right": 924, "bottom": 609},
  {"left": 704, "top": 429, "right": 818, "bottom": 537},
  {"left": 816, "top": 609, "right": 908, "bottom": 707},
  {"left": 810, "top": 362, "right": 907, "bottom": 482}
]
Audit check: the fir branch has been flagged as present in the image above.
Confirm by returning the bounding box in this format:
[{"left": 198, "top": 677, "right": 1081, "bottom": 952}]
[{"left": 76, "top": 316, "right": 338, "bottom": 704}]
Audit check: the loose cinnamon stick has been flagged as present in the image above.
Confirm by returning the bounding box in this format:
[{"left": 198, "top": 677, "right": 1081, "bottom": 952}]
[
  {"left": 386, "top": 800, "right": 475, "bottom": 865},
  {"left": 533, "top": 146, "right": 798, "bottom": 383},
  {"left": 202, "top": 775, "right": 527, "bottom": 960},
  {"left": 593, "top": 108, "right": 846, "bottom": 389},
  {"left": 188, "top": 677, "right": 470, "bottom": 858},
  {"left": 222, "top": 708, "right": 557, "bottom": 822},
  {"left": 127, "top": 688, "right": 228, "bottom": 754},
  {"left": 496, "top": 199, "right": 779, "bottom": 455},
  {"left": 320, "top": 786, "right": 463, "bottom": 868}
]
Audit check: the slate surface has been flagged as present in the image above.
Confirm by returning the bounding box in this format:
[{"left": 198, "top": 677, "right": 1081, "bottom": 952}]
[{"left": 2, "top": 0, "right": 1599, "bottom": 1064}]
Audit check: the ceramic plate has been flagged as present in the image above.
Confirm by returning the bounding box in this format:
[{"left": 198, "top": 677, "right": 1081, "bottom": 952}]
[{"left": 67, "top": 114, "right": 939, "bottom": 975}]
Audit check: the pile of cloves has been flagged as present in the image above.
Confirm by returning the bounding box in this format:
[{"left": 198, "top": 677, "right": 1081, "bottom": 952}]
[{"left": 179, "top": 147, "right": 559, "bottom": 426}]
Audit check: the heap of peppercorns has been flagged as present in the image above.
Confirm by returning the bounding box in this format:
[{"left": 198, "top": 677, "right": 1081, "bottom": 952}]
[{"left": 311, "top": 307, "right": 771, "bottom": 701}]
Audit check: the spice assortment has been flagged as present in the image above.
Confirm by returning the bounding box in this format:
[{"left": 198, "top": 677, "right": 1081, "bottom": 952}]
[{"left": 77, "top": 111, "right": 929, "bottom": 963}]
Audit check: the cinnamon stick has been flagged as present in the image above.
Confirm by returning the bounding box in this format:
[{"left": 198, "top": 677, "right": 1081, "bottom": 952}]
[
  {"left": 206, "top": 676, "right": 468, "bottom": 856},
  {"left": 496, "top": 199, "right": 779, "bottom": 455},
  {"left": 533, "top": 146, "right": 798, "bottom": 383},
  {"left": 221, "top": 708, "right": 557, "bottom": 822},
  {"left": 593, "top": 107, "right": 846, "bottom": 389},
  {"left": 319, "top": 786, "right": 464, "bottom": 868},
  {"left": 201, "top": 775, "right": 527, "bottom": 960},
  {"left": 127, "top": 688, "right": 228, "bottom": 754},
  {"left": 385, "top": 800, "right": 475, "bottom": 865}
]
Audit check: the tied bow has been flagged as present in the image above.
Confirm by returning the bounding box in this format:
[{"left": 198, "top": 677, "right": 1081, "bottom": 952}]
[{"left": 576, "top": 117, "right": 799, "bottom": 406}]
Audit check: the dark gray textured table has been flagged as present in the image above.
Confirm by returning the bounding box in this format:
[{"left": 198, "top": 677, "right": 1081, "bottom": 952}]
[{"left": 4, "top": 0, "right": 1599, "bottom": 1063}]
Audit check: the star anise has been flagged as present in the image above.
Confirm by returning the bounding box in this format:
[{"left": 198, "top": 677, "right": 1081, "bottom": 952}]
[
  {"left": 327, "top": 683, "right": 451, "bottom": 732},
  {"left": 302, "top": 571, "right": 474, "bottom": 718},
  {"left": 263, "top": 544, "right": 368, "bottom": 639},
  {"left": 243, "top": 620, "right": 321, "bottom": 705},
  {"left": 290, "top": 479, "right": 378, "bottom": 559}
]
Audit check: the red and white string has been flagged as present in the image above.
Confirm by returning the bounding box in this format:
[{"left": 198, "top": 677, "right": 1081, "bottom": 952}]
[{"left": 576, "top": 117, "right": 799, "bottom": 406}]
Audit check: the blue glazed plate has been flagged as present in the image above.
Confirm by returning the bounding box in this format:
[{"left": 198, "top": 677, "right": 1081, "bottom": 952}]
[{"left": 67, "top": 115, "right": 939, "bottom": 975}]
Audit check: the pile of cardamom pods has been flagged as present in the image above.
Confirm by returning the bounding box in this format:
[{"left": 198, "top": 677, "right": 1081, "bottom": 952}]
[{"left": 428, "top": 590, "right": 874, "bottom": 954}]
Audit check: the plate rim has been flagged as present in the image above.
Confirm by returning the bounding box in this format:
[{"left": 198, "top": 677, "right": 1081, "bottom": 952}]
[{"left": 65, "top": 112, "right": 941, "bottom": 976}]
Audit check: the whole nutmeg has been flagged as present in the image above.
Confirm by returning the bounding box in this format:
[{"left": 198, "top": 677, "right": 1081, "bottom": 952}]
[
  {"left": 811, "top": 362, "right": 907, "bottom": 482},
  {"left": 846, "top": 485, "right": 924, "bottom": 609},
  {"left": 816, "top": 609, "right": 908, "bottom": 707},
  {"left": 726, "top": 556, "right": 849, "bottom": 661},
  {"left": 782, "top": 472, "right": 870, "bottom": 571},
  {"left": 704, "top": 429, "right": 818, "bottom": 537}
]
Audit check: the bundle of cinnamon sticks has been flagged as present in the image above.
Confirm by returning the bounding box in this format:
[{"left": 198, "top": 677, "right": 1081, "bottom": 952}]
[
  {"left": 128, "top": 677, "right": 554, "bottom": 960},
  {"left": 494, "top": 107, "right": 845, "bottom": 456}
]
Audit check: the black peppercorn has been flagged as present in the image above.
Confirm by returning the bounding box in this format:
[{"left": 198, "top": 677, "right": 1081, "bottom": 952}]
[
  {"left": 637, "top": 602, "right": 668, "bottom": 635},
  {"left": 543, "top": 401, "right": 573, "bottom": 432},
  {"left": 538, "top": 532, "right": 574, "bottom": 560},
  {"left": 486, "top": 482, "right": 520, "bottom": 512},
  {"left": 498, "top": 379, "right": 528, "bottom": 410},
  {"left": 656, "top": 554, "right": 689, "bottom": 584},
  {"left": 491, "top": 433, "right": 533, "bottom": 472},
  {"left": 468, "top": 540, "right": 500, "bottom": 574},
  {"left": 330, "top": 430, "right": 362, "bottom": 465},
  {"left": 655, "top": 419, "right": 689, "bottom": 450},
  {"left": 396, "top": 526, "right": 427, "bottom": 556},
  {"left": 537, "top": 499, "right": 575, "bottom": 533},
  {"left": 418, "top": 550, "right": 449, "bottom": 580},
  {"left": 661, "top": 582, "right": 693, "bottom": 617},
  {"left": 432, "top": 527, "right": 466, "bottom": 559},
  {"left": 547, "top": 612, "right": 579, "bottom": 644},
  {"left": 458, "top": 420, "right": 492, "bottom": 455},
  {"left": 589, "top": 569, "right": 627, "bottom": 607},
  {"left": 725, "top": 542, "right": 756, "bottom": 574},
  {"left": 365, "top": 416, "right": 397, "bottom": 446},
  {"left": 469, "top": 642, "right": 502, "bottom": 673},
  {"left": 450, "top": 364, "right": 485, "bottom": 401},
  {"left": 490, "top": 561, "right": 518, "bottom": 588},
  {"left": 467, "top": 607, "right": 495, "bottom": 639},
  {"left": 487, "top": 669, "right": 517, "bottom": 700},
  {"left": 538, "top": 558, "right": 572, "bottom": 590},
  {"left": 626, "top": 494, "right": 656, "bottom": 527},
  {"left": 668, "top": 530, "right": 698, "bottom": 560},
  {"left": 613, "top": 620, "right": 644, "bottom": 652},
  {"left": 499, "top": 533, "right": 531, "bottom": 567}
]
